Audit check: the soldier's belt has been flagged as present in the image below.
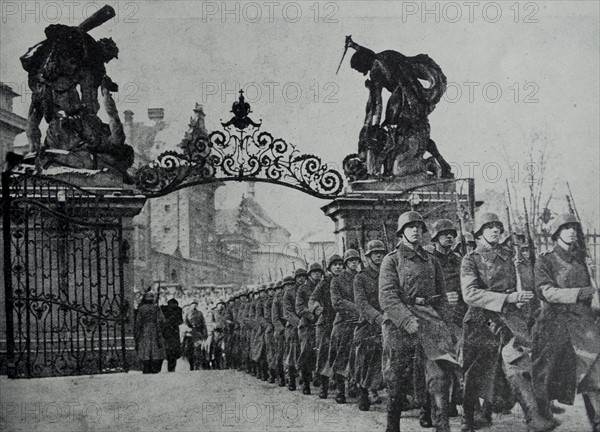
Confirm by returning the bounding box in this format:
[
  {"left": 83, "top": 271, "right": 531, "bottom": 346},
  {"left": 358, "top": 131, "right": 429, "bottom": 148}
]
[{"left": 405, "top": 295, "right": 442, "bottom": 306}]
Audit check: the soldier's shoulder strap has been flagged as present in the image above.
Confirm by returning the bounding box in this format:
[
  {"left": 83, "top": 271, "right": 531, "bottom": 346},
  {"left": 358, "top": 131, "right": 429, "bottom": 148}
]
[{"left": 423, "top": 244, "right": 435, "bottom": 255}]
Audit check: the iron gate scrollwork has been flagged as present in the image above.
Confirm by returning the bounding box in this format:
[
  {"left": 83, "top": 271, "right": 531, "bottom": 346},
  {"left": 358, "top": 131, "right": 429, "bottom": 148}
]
[
  {"left": 135, "top": 90, "right": 345, "bottom": 198},
  {"left": 2, "top": 173, "right": 128, "bottom": 378}
]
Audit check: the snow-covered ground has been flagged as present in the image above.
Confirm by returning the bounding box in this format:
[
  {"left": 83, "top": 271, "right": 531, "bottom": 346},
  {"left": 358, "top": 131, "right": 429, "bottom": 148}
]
[{"left": 0, "top": 363, "right": 589, "bottom": 432}]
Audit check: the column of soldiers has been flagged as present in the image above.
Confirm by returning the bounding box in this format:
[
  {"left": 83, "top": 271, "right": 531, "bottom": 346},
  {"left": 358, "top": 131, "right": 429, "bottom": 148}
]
[{"left": 214, "top": 210, "right": 600, "bottom": 432}]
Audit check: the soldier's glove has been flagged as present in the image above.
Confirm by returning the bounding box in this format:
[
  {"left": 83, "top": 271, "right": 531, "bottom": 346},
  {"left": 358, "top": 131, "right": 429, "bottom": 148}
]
[
  {"left": 314, "top": 305, "right": 323, "bottom": 316},
  {"left": 375, "top": 314, "right": 384, "bottom": 326},
  {"left": 577, "top": 286, "right": 596, "bottom": 302},
  {"left": 506, "top": 291, "right": 534, "bottom": 304},
  {"left": 402, "top": 315, "right": 419, "bottom": 334}
]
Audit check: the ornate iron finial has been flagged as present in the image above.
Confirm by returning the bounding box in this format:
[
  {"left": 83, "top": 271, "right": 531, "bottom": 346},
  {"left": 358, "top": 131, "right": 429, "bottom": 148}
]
[{"left": 221, "top": 90, "right": 261, "bottom": 131}]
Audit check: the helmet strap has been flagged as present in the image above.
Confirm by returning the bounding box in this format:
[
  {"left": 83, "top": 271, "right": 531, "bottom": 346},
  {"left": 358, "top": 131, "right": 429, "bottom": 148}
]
[{"left": 402, "top": 231, "right": 419, "bottom": 246}]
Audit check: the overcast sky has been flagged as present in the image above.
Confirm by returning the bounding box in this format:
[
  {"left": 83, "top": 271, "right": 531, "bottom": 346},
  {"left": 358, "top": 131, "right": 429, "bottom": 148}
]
[{"left": 1, "top": 1, "right": 598, "bottom": 236}]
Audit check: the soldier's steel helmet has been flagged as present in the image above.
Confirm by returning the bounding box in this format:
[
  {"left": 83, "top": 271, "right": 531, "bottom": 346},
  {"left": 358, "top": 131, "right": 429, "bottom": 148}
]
[
  {"left": 550, "top": 213, "right": 581, "bottom": 241},
  {"left": 327, "top": 254, "right": 343, "bottom": 269},
  {"left": 294, "top": 268, "right": 308, "bottom": 278},
  {"left": 282, "top": 276, "right": 295, "bottom": 286},
  {"left": 308, "top": 262, "right": 324, "bottom": 273},
  {"left": 431, "top": 219, "right": 457, "bottom": 241},
  {"left": 396, "top": 211, "right": 428, "bottom": 236},
  {"left": 365, "top": 240, "right": 386, "bottom": 256},
  {"left": 275, "top": 280, "right": 284, "bottom": 289},
  {"left": 343, "top": 249, "right": 361, "bottom": 263},
  {"left": 474, "top": 212, "right": 504, "bottom": 237}
]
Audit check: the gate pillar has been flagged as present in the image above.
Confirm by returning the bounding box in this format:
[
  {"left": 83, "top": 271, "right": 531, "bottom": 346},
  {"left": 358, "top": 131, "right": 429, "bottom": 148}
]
[{"left": 321, "top": 178, "right": 475, "bottom": 254}]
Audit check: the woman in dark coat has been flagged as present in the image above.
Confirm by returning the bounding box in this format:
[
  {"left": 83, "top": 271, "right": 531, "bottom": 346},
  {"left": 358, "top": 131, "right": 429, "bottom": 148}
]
[
  {"left": 135, "top": 292, "right": 166, "bottom": 374},
  {"left": 161, "top": 298, "right": 183, "bottom": 372}
]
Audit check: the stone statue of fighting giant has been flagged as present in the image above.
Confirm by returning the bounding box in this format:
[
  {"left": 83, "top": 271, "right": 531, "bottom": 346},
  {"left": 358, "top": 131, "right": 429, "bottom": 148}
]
[
  {"left": 19, "top": 5, "right": 133, "bottom": 179},
  {"left": 338, "top": 36, "right": 453, "bottom": 181}
]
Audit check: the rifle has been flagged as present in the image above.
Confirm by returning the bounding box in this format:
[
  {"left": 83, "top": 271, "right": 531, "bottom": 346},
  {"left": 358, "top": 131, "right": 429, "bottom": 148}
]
[
  {"left": 382, "top": 221, "right": 391, "bottom": 252},
  {"left": 268, "top": 268, "right": 273, "bottom": 282},
  {"left": 505, "top": 206, "right": 524, "bottom": 307},
  {"left": 566, "top": 187, "right": 600, "bottom": 311},
  {"left": 342, "top": 237, "right": 346, "bottom": 254},
  {"left": 321, "top": 244, "right": 327, "bottom": 271},
  {"left": 359, "top": 219, "right": 367, "bottom": 270},
  {"left": 522, "top": 197, "right": 536, "bottom": 267},
  {"left": 454, "top": 192, "right": 467, "bottom": 256},
  {"left": 506, "top": 179, "right": 519, "bottom": 227},
  {"left": 279, "top": 268, "right": 284, "bottom": 279}
]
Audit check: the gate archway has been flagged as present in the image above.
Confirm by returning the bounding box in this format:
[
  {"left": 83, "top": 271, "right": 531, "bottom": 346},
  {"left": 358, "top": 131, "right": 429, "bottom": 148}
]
[{"left": 134, "top": 90, "right": 344, "bottom": 199}]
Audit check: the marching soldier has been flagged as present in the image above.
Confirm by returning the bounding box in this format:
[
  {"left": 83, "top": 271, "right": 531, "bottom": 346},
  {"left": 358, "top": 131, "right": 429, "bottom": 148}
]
[
  {"left": 271, "top": 280, "right": 287, "bottom": 387},
  {"left": 240, "top": 290, "right": 252, "bottom": 374},
  {"left": 326, "top": 249, "right": 361, "bottom": 404},
  {"left": 296, "top": 262, "right": 325, "bottom": 395},
  {"left": 210, "top": 299, "right": 227, "bottom": 369},
  {"left": 263, "top": 283, "right": 277, "bottom": 383},
  {"left": 427, "top": 219, "right": 466, "bottom": 420},
  {"left": 532, "top": 214, "right": 600, "bottom": 431},
  {"left": 353, "top": 240, "right": 386, "bottom": 411},
  {"left": 309, "top": 254, "right": 344, "bottom": 399},
  {"left": 283, "top": 270, "right": 303, "bottom": 390},
  {"left": 251, "top": 286, "right": 269, "bottom": 380},
  {"left": 460, "top": 212, "right": 555, "bottom": 432},
  {"left": 379, "top": 211, "right": 459, "bottom": 432},
  {"left": 223, "top": 296, "right": 237, "bottom": 369}
]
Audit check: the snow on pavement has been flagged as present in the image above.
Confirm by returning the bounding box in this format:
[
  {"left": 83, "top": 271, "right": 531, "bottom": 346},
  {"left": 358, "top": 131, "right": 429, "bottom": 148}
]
[{"left": 0, "top": 368, "right": 589, "bottom": 432}]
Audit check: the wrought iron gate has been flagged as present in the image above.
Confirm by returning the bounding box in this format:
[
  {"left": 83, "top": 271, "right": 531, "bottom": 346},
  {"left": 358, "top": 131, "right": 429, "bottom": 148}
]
[{"left": 2, "top": 172, "right": 128, "bottom": 378}]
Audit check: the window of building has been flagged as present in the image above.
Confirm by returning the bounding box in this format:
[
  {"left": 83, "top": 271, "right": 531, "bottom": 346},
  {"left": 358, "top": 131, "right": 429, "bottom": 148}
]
[
  {"left": 164, "top": 226, "right": 171, "bottom": 233},
  {"left": 164, "top": 204, "right": 171, "bottom": 212}
]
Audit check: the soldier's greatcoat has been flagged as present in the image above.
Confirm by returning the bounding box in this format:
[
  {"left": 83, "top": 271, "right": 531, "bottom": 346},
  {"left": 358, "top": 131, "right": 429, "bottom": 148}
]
[
  {"left": 379, "top": 242, "right": 457, "bottom": 398},
  {"left": 135, "top": 303, "right": 166, "bottom": 361},
  {"left": 309, "top": 275, "right": 336, "bottom": 376},
  {"left": 429, "top": 247, "right": 466, "bottom": 328},
  {"left": 251, "top": 296, "right": 267, "bottom": 362},
  {"left": 460, "top": 242, "right": 532, "bottom": 406},
  {"left": 271, "top": 290, "right": 286, "bottom": 371},
  {"left": 353, "top": 265, "right": 384, "bottom": 390},
  {"left": 262, "top": 294, "right": 275, "bottom": 369},
  {"left": 282, "top": 284, "right": 301, "bottom": 369},
  {"left": 324, "top": 268, "right": 360, "bottom": 378},
  {"left": 296, "top": 278, "right": 318, "bottom": 372},
  {"left": 532, "top": 245, "right": 600, "bottom": 405}
]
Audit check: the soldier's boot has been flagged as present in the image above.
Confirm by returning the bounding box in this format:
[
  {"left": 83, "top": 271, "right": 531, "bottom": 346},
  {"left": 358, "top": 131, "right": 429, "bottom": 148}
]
[
  {"left": 278, "top": 365, "right": 286, "bottom": 387},
  {"left": 430, "top": 373, "right": 451, "bottom": 432},
  {"left": 319, "top": 376, "right": 329, "bottom": 399},
  {"left": 313, "top": 373, "right": 321, "bottom": 387},
  {"left": 269, "top": 368, "right": 276, "bottom": 384},
  {"left": 335, "top": 375, "right": 347, "bottom": 404},
  {"left": 347, "top": 381, "right": 358, "bottom": 398},
  {"left": 369, "top": 389, "right": 382, "bottom": 405},
  {"left": 419, "top": 394, "right": 433, "bottom": 428},
  {"left": 509, "top": 373, "right": 556, "bottom": 432},
  {"left": 460, "top": 401, "right": 476, "bottom": 432},
  {"left": 358, "top": 387, "right": 371, "bottom": 411},
  {"left": 262, "top": 361, "right": 269, "bottom": 381},
  {"left": 474, "top": 401, "right": 492, "bottom": 428},
  {"left": 550, "top": 402, "right": 565, "bottom": 414},
  {"left": 385, "top": 394, "right": 403, "bottom": 432},
  {"left": 583, "top": 391, "right": 600, "bottom": 432},
  {"left": 302, "top": 370, "right": 311, "bottom": 395},
  {"left": 287, "top": 367, "right": 297, "bottom": 391}
]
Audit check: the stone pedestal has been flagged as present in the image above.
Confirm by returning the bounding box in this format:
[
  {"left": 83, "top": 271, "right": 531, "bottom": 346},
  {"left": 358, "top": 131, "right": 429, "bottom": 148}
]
[{"left": 321, "top": 178, "right": 475, "bottom": 253}]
